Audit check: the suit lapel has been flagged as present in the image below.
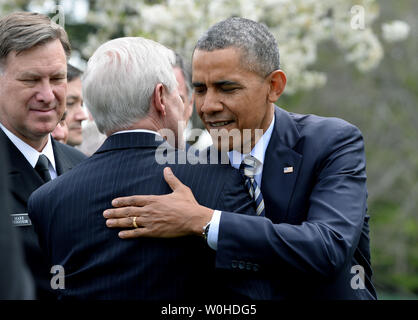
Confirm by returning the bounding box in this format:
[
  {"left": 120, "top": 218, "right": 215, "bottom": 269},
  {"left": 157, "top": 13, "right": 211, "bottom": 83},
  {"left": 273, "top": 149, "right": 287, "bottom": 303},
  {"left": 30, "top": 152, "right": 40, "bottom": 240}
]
[
  {"left": 0, "top": 130, "right": 44, "bottom": 208},
  {"left": 261, "top": 107, "right": 302, "bottom": 223},
  {"left": 52, "top": 139, "right": 73, "bottom": 175}
]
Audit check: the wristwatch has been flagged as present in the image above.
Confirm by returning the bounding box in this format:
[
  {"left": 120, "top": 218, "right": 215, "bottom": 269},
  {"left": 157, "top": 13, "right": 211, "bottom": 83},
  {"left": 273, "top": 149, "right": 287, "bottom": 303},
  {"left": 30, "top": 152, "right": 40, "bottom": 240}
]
[{"left": 202, "top": 221, "right": 211, "bottom": 241}]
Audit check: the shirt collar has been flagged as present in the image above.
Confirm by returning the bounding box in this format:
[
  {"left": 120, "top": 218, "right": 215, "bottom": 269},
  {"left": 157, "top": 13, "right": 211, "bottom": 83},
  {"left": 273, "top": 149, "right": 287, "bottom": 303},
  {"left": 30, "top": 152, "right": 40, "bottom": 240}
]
[
  {"left": 228, "top": 114, "right": 275, "bottom": 170},
  {"left": 112, "top": 129, "right": 162, "bottom": 137},
  {"left": 0, "top": 123, "right": 56, "bottom": 170}
]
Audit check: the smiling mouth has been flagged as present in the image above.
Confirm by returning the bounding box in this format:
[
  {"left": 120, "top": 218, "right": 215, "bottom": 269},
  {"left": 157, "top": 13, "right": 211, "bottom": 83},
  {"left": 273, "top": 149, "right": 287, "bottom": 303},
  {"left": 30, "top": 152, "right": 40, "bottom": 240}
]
[
  {"left": 30, "top": 109, "right": 56, "bottom": 115},
  {"left": 207, "top": 121, "right": 234, "bottom": 128}
]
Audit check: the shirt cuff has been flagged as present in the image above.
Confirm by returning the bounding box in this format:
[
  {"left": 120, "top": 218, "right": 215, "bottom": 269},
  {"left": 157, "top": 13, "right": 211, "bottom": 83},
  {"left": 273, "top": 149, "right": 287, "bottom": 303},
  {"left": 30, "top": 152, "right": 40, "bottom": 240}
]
[{"left": 207, "top": 210, "right": 222, "bottom": 251}]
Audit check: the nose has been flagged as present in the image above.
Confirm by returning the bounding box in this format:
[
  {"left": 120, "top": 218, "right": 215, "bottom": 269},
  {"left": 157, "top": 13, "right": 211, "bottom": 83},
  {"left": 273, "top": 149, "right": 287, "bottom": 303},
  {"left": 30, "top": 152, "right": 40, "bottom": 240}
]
[
  {"left": 74, "top": 105, "right": 88, "bottom": 121},
  {"left": 198, "top": 90, "right": 223, "bottom": 115},
  {"left": 35, "top": 81, "right": 55, "bottom": 104}
]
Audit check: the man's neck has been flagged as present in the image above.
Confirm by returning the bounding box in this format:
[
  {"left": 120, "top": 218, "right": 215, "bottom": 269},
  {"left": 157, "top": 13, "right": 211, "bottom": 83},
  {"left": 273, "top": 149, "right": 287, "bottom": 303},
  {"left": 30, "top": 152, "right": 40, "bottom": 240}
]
[
  {"left": 23, "top": 135, "right": 49, "bottom": 152},
  {"left": 0, "top": 122, "right": 48, "bottom": 152}
]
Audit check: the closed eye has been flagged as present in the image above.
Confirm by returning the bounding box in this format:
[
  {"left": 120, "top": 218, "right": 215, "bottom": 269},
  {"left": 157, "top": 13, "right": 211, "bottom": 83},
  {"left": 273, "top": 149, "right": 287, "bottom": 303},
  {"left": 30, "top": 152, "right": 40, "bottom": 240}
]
[
  {"left": 215, "top": 81, "right": 241, "bottom": 93},
  {"left": 19, "top": 79, "right": 37, "bottom": 82},
  {"left": 51, "top": 77, "right": 66, "bottom": 83},
  {"left": 193, "top": 86, "right": 207, "bottom": 94},
  {"left": 220, "top": 85, "right": 240, "bottom": 92}
]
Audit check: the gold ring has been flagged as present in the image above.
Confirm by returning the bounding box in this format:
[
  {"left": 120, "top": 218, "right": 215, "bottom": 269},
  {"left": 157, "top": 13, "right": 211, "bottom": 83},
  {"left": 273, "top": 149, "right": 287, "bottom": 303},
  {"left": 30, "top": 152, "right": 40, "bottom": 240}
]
[{"left": 132, "top": 216, "right": 138, "bottom": 228}]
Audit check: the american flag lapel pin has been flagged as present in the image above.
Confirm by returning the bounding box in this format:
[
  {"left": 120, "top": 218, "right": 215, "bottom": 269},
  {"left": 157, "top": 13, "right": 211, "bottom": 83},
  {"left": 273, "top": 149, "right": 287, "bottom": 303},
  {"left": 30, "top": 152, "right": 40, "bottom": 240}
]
[{"left": 283, "top": 166, "right": 294, "bottom": 174}]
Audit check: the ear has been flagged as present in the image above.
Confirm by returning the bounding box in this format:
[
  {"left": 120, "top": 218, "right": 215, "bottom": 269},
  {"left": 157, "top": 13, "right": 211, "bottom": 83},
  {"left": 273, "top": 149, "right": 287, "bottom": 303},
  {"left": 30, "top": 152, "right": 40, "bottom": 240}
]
[
  {"left": 152, "top": 83, "right": 166, "bottom": 117},
  {"left": 267, "top": 70, "right": 287, "bottom": 102}
]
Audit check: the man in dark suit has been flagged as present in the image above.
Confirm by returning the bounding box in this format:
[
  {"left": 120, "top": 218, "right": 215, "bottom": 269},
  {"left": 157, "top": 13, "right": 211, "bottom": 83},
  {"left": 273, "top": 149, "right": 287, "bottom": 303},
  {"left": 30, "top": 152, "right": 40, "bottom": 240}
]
[
  {"left": 28, "top": 37, "right": 257, "bottom": 299},
  {"left": 0, "top": 12, "right": 86, "bottom": 299},
  {"left": 104, "top": 17, "right": 377, "bottom": 299},
  {"left": 0, "top": 137, "right": 34, "bottom": 299}
]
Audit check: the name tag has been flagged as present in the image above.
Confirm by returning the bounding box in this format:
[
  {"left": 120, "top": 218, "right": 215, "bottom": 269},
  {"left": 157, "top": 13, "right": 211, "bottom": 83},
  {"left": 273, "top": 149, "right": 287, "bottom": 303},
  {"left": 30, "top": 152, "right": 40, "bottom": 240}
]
[{"left": 11, "top": 213, "right": 32, "bottom": 227}]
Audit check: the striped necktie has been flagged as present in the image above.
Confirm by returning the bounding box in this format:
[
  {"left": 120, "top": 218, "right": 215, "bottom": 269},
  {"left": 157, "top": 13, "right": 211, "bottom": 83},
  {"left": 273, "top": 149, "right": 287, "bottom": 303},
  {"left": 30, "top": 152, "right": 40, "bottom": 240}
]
[{"left": 239, "top": 155, "right": 265, "bottom": 216}]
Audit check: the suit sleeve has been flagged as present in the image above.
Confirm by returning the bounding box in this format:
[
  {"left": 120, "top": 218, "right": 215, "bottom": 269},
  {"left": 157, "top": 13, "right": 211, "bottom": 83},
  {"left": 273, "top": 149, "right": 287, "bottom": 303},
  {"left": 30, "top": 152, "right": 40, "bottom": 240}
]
[
  {"left": 28, "top": 187, "right": 51, "bottom": 261},
  {"left": 0, "top": 141, "right": 35, "bottom": 299},
  {"left": 216, "top": 124, "right": 367, "bottom": 278}
]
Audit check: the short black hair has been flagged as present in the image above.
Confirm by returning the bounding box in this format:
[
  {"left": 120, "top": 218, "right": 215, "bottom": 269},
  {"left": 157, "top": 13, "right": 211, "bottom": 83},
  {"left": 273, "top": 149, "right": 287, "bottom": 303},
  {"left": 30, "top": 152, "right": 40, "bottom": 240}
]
[
  {"left": 195, "top": 17, "right": 280, "bottom": 77},
  {"left": 67, "top": 63, "right": 82, "bottom": 82}
]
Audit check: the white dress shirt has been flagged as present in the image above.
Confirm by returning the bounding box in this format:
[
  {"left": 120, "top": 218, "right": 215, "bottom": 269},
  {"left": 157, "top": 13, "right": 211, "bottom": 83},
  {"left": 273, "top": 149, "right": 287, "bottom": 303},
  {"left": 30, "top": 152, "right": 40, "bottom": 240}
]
[
  {"left": 207, "top": 115, "right": 276, "bottom": 250},
  {"left": 0, "top": 123, "right": 57, "bottom": 179},
  {"left": 112, "top": 129, "right": 162, "bottom": 137}
]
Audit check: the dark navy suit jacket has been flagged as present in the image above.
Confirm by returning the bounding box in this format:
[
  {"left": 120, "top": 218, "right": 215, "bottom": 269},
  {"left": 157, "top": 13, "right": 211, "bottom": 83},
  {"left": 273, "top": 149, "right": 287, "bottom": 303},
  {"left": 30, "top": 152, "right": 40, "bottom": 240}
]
[
  {"left": 28, "top": 132, "right": 256, "bottom": 300},
  {"left": 0, "top": 135, "right": 34, "bottom": 299},
  {"left": 1, "top": 129, "right": 86, "bottom": 299},
  {"left": 217, "top": 106, "right": 377, "bottom": 299}
]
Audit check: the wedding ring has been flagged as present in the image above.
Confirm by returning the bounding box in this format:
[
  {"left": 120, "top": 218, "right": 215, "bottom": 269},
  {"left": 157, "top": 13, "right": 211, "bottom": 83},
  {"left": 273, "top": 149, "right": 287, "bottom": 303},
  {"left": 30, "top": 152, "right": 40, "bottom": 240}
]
[{"left": 132, "top": 216, "right": 138, "bottom": 228}]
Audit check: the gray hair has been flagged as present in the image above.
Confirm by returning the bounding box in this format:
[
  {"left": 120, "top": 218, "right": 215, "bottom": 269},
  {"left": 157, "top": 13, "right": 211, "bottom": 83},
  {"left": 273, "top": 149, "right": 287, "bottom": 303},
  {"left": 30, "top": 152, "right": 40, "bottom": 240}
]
[
  {"left": 82, "top": 37, "right": 177, "bottom": 134},
  {"left": 0, "top": 11, "right": 71, "bottom": 74},
  {"left": 194, "top": 17, "right": 280, "bottom": 77}
]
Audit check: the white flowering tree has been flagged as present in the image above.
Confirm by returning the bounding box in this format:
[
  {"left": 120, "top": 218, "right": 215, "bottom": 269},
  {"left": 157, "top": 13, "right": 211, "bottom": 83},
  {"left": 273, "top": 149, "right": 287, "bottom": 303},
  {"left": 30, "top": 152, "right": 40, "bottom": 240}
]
[
  {"left": 1, "top": 0, "right": 409, "bottom": 94},
  {"left": 81, "top": 0, "right": 409, "bottom": 94}
]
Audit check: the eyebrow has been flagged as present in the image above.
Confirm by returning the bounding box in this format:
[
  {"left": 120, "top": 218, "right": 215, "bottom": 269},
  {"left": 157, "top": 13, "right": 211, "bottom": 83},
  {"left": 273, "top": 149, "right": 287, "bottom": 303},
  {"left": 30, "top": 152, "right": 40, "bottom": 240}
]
[
  {"left": 214, "top": 80, "right": 240, "bottom": 86},
  {"left": 67, "top": 95, "right": 81, "bottom": 100},
  {"left": 192, "top": 82, "right": 204, "bottom": 87},
  {"left": 52, "top": 72, "right": 67, "bottom": 78},
  {"left": 19, "top": 72, "right": 40, "bottom": 78},
  {"left": 19, "top": 71, "right": 67, "bottom": 78},
  {"left": 192, "top": 80, "right": 240, "bottom": 87}
]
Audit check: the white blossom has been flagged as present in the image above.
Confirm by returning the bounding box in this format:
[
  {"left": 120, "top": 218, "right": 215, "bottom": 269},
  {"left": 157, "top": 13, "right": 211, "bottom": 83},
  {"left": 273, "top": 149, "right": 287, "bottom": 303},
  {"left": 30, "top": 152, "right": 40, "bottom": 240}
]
[
  {"left": 382, "top": 20, "right": 410, "bottom": 43},
  {"left": 0, "top": 0, "right": 407, "bottom": 94}
]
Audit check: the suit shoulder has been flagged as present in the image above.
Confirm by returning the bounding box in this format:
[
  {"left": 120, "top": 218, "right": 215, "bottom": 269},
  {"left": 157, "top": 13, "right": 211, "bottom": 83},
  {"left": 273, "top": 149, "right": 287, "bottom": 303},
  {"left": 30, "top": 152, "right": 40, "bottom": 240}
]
[
  {"left": 288, "top": 112, "right": 363, "bottom": 144},
  {"left": 168, "top": 153, "right": 253, "bottom": 214},
  {"left": 168, "top": 149, "right": 243, "bottom": 191},
  {"left": 54, "top": 141, "right": 87, "bottom": 162},
  {"left": 290, "top": 112, "right": 360, "bottom": 134},
  {"left": 171, "top": 152, "right": 239, "bottom": 181}
]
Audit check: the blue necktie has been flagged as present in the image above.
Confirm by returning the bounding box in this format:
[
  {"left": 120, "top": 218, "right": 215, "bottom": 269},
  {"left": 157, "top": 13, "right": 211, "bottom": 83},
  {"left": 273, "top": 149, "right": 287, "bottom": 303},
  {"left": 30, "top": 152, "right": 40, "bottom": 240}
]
[{"left": 240, "top": 155, "right": 265, "bottom": 216}]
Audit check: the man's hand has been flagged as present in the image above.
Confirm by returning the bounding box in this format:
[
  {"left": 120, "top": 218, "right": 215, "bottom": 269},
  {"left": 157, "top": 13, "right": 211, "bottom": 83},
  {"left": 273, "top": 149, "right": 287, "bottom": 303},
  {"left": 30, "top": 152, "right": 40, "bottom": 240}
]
[{"left": 103, "top": 167, "right": 213, "bottom": 239}]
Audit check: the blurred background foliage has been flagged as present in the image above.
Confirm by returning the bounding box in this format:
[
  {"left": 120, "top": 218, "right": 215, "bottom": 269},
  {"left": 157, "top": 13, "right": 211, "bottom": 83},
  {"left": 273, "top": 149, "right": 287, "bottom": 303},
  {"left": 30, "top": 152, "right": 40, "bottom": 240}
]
[{"left": 1, "top": 0, "right": 416, "bottom": 298}]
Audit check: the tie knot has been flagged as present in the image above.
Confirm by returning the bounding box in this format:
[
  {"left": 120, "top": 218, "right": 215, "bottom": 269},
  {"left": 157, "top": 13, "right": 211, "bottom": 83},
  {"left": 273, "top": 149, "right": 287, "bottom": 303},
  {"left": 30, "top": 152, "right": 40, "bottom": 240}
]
[
  {"left": 36, "top": 154, "right": 49, "bottom": 168},
  {"left": 240, "top": 155, "right": 261, "bottom": 179}
]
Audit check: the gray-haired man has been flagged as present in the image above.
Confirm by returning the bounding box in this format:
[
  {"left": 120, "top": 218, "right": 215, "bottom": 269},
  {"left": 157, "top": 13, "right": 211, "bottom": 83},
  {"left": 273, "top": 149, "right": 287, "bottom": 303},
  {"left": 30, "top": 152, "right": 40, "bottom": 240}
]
[{"left": 27, "top": 36, "right": 257, "bottom": 299}]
